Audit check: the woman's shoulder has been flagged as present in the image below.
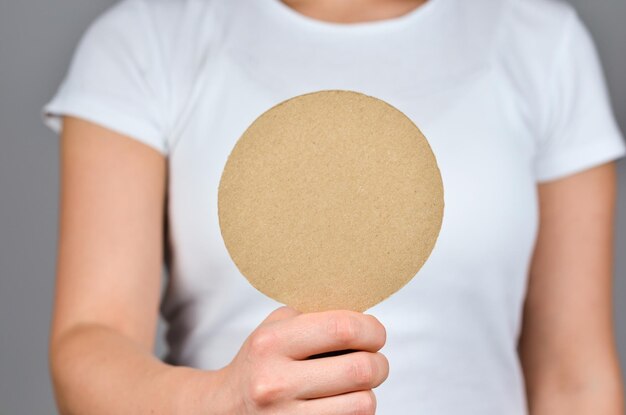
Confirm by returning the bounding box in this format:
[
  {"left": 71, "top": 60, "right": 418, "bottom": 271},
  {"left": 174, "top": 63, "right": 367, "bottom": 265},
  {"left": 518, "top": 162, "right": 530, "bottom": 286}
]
[
  {"left": 44, "top": 0, "right": 231, "bottom": 155},
  {"left": 482, "top": 0, "right": 588, "bottom": 103},
  {"left": 503, "top": 0, "right": 576, "bottom": 25},
  {"left": 77, "top": 0, "right": 229, "bottom": 102},
  {"left": 446, "top": 0, "right": 579, "bottom": 78},
  {"left": 493, "top": 0, "right": 579, "bottom": 60},
  {"left": 86, "top": 0, "right": 227, "bottom": 53}
]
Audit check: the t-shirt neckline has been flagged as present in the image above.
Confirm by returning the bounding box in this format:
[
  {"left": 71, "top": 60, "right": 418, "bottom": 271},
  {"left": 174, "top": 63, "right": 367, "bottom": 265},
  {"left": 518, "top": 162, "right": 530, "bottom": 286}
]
[{"left": 262, "top": 0, "right": 447, "bottom": 34}]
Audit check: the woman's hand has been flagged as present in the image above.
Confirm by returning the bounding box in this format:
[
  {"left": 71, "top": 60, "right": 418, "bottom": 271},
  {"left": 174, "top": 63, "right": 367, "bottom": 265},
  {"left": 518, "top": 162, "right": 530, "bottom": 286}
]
[{"left": 188, "top": 306, "right": 389, "bottom": 414}]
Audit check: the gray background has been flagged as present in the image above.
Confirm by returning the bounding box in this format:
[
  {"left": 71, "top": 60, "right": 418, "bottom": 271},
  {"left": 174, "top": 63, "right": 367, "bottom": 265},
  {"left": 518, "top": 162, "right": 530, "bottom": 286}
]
[{"left": 0, "top": 0, "right": 625, "bottom": 413}]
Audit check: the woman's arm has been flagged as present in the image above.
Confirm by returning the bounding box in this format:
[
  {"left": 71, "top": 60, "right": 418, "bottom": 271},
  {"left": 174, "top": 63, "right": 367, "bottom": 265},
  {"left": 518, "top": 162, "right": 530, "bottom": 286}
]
[
  {"left": 49, "top": 116, "right": 389, "bottom": 414},
  {"left": 519, "top": 162, "right": 624, "bottom": 414},
  {"left": 49, "top": 116, "right": 213, "bottom": 413}
]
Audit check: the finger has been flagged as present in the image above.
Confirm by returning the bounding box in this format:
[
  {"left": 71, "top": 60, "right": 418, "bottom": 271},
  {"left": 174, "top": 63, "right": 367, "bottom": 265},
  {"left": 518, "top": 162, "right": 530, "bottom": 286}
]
[
  {"left": 271, "top": 310, "right": 386, "bottom": 359},
  {"left": 294, "top": 390, "right": 377, "bottom": 415},
  {"left": 262, "top": 306, "right": 301, "bottom": 324},
  {"left": 293, "top": 351, "right": 389, "bottom": 399}
]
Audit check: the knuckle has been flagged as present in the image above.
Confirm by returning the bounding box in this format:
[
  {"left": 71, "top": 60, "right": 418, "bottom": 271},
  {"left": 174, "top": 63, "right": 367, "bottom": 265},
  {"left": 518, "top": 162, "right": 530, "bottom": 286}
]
[
  {"left": 248, "top": 374, "right": 285, "bottom": 407},
  {"left": 248, "top": 327, "right": 278, "bottom": 356},
  {"left": 352, "top": 390, "right": 376, "bottom": 415},
  {"left": 349, "top": 354, "right": 376, "bottom": 387},
  {"left": 328, "top": 313, "right": 360, "bottom": 344}
]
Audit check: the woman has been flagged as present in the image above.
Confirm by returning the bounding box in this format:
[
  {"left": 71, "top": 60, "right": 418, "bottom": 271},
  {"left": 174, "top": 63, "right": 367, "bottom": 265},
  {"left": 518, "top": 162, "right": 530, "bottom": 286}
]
[{"left": 43, "top": 0, "right": 625, "bottom": 413}]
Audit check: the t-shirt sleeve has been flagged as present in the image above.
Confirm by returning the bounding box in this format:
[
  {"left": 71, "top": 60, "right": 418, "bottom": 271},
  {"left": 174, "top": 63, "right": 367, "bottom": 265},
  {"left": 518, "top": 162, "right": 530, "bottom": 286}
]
[
  {"left": 41, "top": 0, "right": 170, "bottom": 156},
  {"left": 533, "top": 10, "right": 626, "bottom": 183}
]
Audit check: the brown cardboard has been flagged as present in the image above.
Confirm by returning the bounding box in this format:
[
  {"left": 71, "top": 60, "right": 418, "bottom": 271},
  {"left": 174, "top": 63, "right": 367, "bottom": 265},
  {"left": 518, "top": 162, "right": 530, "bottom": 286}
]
[{"left": 218, "top": 90, "right": 444, "bottom": 312}]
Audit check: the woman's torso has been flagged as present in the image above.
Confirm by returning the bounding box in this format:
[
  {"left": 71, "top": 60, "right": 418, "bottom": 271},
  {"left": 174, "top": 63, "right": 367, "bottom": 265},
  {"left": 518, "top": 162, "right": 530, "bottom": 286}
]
[{"left": 151, "top": 0, "right": 573, "bottom": 412}]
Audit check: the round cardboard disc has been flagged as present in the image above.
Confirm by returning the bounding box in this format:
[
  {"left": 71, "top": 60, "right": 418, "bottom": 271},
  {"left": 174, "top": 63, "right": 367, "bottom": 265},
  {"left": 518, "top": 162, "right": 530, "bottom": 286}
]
[{"left": 218, "top": 90, "right": 444, "bottom": 312}]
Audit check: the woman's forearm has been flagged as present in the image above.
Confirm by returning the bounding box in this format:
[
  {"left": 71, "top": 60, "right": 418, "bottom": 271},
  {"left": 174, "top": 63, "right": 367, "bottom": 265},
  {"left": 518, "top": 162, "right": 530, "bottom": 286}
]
[
  {"left": 50, "top": 323, "right": 219, "bottom": 414},
  {"left": 527, "top": 366, "right": 624, "bottom": 415}
]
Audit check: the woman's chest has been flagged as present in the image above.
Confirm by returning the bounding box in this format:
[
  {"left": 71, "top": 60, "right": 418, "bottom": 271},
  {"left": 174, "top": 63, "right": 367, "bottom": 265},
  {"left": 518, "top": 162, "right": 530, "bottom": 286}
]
[{"left": 165, "top": 53, "right": 540, "bottom": 312}]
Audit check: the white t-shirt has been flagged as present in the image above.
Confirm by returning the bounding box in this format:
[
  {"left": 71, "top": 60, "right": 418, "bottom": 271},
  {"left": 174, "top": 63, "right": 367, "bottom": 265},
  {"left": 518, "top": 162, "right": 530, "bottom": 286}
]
[{"left": 43, "top": 0, "right": 626, "bottom": 413}]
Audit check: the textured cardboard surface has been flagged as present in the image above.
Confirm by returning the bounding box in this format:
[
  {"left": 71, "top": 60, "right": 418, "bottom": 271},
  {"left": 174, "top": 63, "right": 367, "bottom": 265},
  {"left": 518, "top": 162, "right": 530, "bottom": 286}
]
[{"left": 218, "top": 90, "right": 444, "bottom": 312}]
